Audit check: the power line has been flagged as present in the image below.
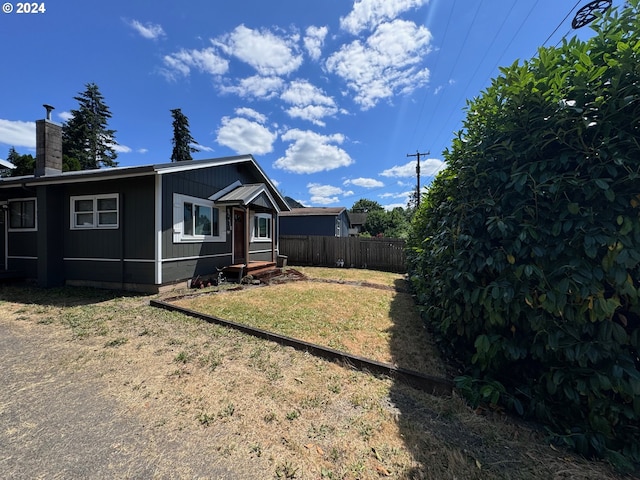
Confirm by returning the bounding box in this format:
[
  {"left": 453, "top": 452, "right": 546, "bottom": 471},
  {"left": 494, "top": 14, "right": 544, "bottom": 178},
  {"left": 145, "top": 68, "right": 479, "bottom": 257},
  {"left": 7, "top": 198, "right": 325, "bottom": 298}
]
[
  {"left": 539, "top": 0, "right": 582, "bottom": 50},
  {"left": 409, "top": 0, "right": 457, "bottom": 146},
  {"left": 428, "top": 0, "right": 542, "bottom": 150},
  {"left": 417, "top": 0, "right": 484, "bottom": 151}
]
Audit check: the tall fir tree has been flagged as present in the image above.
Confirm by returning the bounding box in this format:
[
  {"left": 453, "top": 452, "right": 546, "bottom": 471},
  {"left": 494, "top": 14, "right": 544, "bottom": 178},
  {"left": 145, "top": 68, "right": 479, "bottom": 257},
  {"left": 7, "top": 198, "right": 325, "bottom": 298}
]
[
  {"left": 62, "top": 83, "right": 118, "bottom": 170},
  {"left": 170, "top": 108, "right": 199, "bottom": 162}
]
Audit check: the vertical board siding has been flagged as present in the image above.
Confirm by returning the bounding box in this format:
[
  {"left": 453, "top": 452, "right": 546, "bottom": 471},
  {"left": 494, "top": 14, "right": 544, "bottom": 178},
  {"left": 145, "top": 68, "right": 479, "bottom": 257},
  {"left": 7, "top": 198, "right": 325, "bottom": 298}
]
[{"left": 279, "top": 235, "right": 406, "bottom": 273}]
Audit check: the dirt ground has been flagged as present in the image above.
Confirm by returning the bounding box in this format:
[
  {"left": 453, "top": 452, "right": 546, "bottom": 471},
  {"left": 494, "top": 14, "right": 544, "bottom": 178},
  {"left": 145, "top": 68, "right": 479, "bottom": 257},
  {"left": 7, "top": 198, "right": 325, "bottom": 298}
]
[{"left": 0, "top": 318, "right": 265, "bottom": 479}]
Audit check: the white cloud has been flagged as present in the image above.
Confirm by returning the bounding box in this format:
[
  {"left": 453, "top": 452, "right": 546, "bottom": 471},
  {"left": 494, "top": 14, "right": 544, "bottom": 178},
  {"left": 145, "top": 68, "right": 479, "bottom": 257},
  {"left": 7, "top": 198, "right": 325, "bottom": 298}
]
[
  {"left": 304, "top": 25, "right": 328, "bottom": 61},
  {"left": 380, "top": 158, "right": 445, "bottom": 177},
  {"left": 192, "top": 143, "right": 214, "bottom": 153},
  {"left": 216, "top": 25, "right": 303, "bottom": 76},
  {"left": 379, "top": 190, "right": 415, "bottom": 210},
  {"left": 326, "top": 19, "right": 432, "bottom": 110},
  {"left": 58, "top": 111, "right": 72, "bottom": 122},
  {"left": 221, "top": 75, "right": 284, "bottom": 100},
  {"left": 273, "top": 129, "right": 353, "bottom": 174},
  {"left": 137, "top": 148, "right": 148, "bottom": 154},
  {"left": 112, "top": 144, "right": 132, "bottom": 154},
  {"left": 340, "top": 0, "right": 429, "bottom": 35},
  {"left": 344, "top": 177, "right": 384, "bottom": 188},
  {"left": 235, "top": 107, "right": 267, "bottom": 124},
  {"left": 280, "top": 80, "right": 340, "bottom": 126},
  {"left": 434, "top": 78, "right": 455, "bottom": 95},
  {"left": 307, "top": 183, "right": 354, "bottom": 205},
  {"left": 128, "top": 19, "right": 165, "bottom": 40},
  {"left": 216, "top": 116, "right": 276, "bottom": 155},
  {"left": 382, "top": 202, "right": 409, "bottom": 211},
  {"left": 380, "top": 190, "right": 413, "bottom": 199},
  {"left": 162, "top": 47, "right": 229, "bottom": 80},
  {"left": 0, "top": 119, "right": 36, "bottom": 148}
]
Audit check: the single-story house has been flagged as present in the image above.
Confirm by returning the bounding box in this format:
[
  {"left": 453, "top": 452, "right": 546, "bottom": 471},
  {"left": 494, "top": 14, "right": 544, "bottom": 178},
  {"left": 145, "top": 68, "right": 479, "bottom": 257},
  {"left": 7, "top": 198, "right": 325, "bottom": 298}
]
[
  {"left": 279, "top": 207, "right": 350, "bottom": 237},
  {"left": 0, "top": 112, "right": 289, "bottom": 292}
]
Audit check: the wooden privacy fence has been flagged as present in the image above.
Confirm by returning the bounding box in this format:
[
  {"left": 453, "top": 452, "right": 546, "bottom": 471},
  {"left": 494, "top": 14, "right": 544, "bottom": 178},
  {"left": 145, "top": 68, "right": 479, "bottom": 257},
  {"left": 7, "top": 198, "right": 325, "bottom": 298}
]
[{"left": 279, "top": 235, "right": 406, "bottom": 273}]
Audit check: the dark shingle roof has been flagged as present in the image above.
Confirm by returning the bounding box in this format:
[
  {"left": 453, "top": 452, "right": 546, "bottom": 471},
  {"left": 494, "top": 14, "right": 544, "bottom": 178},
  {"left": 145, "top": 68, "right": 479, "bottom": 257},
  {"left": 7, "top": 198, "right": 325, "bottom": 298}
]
[{"left": 280, "top": 207, "right": 346, "bottom": 217}]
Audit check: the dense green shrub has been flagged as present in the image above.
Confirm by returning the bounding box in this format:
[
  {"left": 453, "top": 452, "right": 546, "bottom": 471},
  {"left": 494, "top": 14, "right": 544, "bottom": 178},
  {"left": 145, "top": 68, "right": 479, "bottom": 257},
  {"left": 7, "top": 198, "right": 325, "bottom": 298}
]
[{"left": 408, "top": 1, "right": 640, "bottom": 470}]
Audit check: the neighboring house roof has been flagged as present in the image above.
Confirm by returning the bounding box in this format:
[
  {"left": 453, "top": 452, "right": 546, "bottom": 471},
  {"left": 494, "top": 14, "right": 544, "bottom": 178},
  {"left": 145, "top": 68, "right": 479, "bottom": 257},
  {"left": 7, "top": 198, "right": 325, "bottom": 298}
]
[
  {"left": 0, "top": 154, "right": 290, "bottom": 211},
  {"left": 347, "top": 212, "right": 367, "bottom": 226},
  {"left": 280, "top": 207, "right": 346, "bottom": 217},
  {"left": 0, "top": 159, "right": 16, "bottom": 170}
]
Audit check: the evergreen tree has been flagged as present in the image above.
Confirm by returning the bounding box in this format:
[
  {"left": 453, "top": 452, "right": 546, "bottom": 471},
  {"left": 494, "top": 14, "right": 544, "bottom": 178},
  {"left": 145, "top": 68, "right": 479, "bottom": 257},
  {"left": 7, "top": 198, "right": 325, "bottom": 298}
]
[
  {"left": 1, "top": 147, "right": 35, "bottom": 177},
  {"left": 62, "top": 83, "right": 118, "bottom": 169},
  {"left": 170, "top": 108, "right": 199, "bottom": 162}
]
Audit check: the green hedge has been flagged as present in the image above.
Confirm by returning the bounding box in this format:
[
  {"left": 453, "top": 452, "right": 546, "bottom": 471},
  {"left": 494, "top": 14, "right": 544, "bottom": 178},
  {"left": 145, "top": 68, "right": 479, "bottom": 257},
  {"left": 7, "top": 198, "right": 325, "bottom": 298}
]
[{"left": 408, "top": 1, "right": 640, "bottom": 471}]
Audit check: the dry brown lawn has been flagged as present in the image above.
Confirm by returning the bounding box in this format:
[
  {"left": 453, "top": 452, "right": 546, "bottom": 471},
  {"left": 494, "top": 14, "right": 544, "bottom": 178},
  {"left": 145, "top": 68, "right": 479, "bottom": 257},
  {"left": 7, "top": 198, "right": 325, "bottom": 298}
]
[
  {"left": 172, "top": 275, "right": 444, "bottom": 377},
  {"left": 0, "top": 267, "right": 629, "bottom": 480}
]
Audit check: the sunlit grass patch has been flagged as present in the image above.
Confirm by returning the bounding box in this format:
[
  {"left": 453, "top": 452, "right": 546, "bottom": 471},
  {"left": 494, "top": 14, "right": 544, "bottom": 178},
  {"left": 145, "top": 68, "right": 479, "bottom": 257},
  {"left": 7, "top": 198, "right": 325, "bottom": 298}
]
[{"left": 173, "top": 279, "right": 444, "bottom": 377}]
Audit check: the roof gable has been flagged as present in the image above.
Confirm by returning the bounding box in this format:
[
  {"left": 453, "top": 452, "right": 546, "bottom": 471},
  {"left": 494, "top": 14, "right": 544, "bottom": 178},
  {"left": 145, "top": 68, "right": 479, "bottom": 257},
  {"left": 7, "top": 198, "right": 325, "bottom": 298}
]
[{"left": 214, "top": 183, "right": 281, "bottom": 212}]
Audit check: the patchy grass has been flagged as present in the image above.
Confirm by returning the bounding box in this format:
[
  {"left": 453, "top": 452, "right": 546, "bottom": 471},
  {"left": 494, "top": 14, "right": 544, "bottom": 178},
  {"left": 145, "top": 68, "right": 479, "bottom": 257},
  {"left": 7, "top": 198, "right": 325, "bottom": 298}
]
[
  {"left": 0, "top": 272, "right": 628, "bottom": 480},
  {"left": 173, "top": 280, "right": 443, "bottom": 377},
  {"left": 292, "top": 266, "right": 404, "bottom": 288}
]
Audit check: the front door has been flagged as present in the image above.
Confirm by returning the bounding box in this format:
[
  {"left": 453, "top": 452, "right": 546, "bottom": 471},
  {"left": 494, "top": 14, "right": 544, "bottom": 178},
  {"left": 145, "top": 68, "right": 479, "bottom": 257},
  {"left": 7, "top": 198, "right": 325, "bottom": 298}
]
[{"left": 233, "top": 209, "right": 246, "bottom": 265}]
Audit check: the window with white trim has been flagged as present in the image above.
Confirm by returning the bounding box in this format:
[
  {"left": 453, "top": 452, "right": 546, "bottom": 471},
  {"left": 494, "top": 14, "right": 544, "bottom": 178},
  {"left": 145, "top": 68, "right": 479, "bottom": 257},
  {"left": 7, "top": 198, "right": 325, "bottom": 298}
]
[
  {"left": 8, "top": 198, "right": 37, "bottom": 230},
  {"left": 252, "top": 213, "right": 272, "bottom": 241},
  {"left": 71, "top": 194, "right": 119, "bottom": 229},
  {"left": 173, "top": 193, "right": 224, "bottom": 242}
]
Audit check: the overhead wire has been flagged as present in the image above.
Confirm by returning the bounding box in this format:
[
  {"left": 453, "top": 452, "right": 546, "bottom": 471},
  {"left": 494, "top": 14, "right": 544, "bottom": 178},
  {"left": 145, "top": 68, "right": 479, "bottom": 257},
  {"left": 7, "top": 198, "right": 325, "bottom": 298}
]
[
  {"left": 411, "top": 0, "right": 590, "bottom": 164},
  {"left": 408, "top": 0, "right": 457, "bottom": 147},
  {"left": 415, "top": 0, "right": 484, "bottom": 152},
  {"left": 417, "top": 0, "right": 520, "bottom": 150},
  {"left": 539, "top": 0, "right": 582, "bottom": 49}
]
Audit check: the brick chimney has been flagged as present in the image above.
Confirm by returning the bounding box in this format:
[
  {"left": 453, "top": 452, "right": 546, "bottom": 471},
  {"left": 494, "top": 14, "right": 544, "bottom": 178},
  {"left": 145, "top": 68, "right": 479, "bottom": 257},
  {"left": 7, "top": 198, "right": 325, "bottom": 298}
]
[{"left": 35, "top": 104, "right": 62, "bottom": 177}]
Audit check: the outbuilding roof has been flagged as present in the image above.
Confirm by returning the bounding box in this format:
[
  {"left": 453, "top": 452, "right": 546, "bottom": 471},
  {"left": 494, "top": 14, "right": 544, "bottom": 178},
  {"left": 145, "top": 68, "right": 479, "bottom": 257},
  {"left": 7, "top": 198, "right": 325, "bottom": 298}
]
[{"left": 280, "top": 207, "right": 347, "bottom": 217}]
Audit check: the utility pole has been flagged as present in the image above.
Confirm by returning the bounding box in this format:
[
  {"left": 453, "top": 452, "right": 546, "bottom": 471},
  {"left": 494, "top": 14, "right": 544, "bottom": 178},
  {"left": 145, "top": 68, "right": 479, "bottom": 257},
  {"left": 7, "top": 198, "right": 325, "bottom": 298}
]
[{"left": 407, "top": 150, "right": 429, "bottom": 208}]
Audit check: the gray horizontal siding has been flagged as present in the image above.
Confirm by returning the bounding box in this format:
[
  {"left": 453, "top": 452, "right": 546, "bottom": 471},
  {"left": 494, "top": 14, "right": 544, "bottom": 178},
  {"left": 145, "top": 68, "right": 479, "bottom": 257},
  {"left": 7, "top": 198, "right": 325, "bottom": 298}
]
[
  {"left": 162, "top": 254, "right": 232, "bottom": 284},
  {"left": 63, "top": 259, "right": 156, "bottom": 285}
]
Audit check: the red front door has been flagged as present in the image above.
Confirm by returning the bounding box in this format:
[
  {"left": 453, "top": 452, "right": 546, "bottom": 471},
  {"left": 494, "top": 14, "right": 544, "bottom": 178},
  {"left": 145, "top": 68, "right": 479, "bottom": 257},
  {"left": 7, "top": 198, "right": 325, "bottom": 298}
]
[{"left": 233, "top": 209, "right": 246, "bottom": 264}]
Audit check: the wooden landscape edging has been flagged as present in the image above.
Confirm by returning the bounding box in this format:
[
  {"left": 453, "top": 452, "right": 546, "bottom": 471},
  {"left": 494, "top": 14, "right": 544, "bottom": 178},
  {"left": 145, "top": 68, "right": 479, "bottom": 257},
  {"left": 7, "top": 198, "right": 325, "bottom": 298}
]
[{"left": 149, "top": 298, "right": 453, "bottom": 397}]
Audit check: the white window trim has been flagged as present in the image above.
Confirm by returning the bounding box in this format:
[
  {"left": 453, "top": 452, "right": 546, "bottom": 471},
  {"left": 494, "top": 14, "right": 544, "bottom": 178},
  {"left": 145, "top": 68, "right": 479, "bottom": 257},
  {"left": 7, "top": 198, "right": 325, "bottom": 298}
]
[
  {"left": 70, "top": 194, "right": 119, "bottom": 230},
  {"left": 173, "top": 193, "right": 225, "bottom": 243},
  {"left": 8, "top": 197, "right": 37, "bottom": 232},
  {"left": 251, "top": 213, "right": 272, "bottom": 242}
]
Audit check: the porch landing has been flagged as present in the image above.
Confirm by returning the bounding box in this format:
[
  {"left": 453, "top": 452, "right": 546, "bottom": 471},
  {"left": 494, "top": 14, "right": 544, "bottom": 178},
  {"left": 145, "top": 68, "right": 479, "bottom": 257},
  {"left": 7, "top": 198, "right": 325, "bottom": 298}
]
[{"left": 224, "top": 261, "right": 279, "bottom": 282}]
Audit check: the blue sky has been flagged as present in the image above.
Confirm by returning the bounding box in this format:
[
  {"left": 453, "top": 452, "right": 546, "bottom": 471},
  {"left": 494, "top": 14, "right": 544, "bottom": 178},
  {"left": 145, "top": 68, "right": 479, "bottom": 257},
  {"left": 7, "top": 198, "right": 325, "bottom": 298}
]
[{"left": 0, "top": 0, "right": 617, "bottom": 208}]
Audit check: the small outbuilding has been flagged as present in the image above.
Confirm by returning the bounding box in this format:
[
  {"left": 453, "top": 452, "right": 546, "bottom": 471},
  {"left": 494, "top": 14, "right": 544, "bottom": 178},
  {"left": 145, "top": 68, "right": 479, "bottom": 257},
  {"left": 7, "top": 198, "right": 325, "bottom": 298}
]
[{"left": 279, "top": 207, "right": 350, "bottom": 237}]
